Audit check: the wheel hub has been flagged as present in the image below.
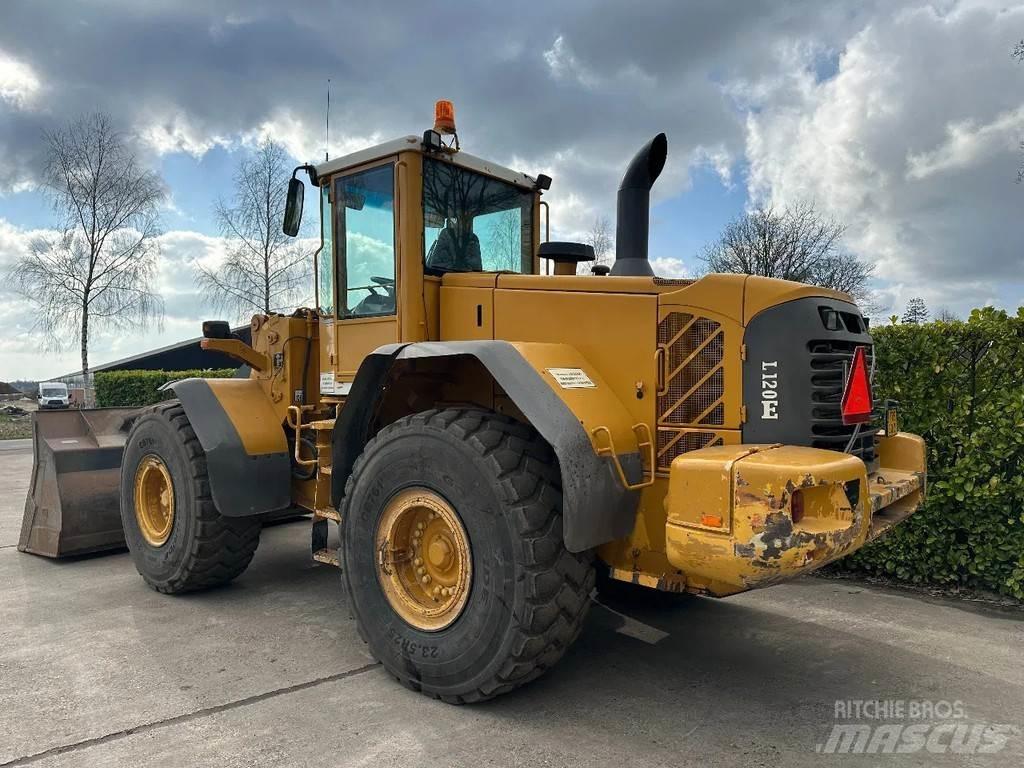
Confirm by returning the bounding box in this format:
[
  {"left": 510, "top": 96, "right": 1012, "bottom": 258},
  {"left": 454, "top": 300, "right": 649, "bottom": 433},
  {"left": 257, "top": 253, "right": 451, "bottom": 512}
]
[
  {"left": 134, "top": 455, "right": 174, "bottom": 547},
  {"left": 375, "top": 488, "right": 471, "bottom": 631}
]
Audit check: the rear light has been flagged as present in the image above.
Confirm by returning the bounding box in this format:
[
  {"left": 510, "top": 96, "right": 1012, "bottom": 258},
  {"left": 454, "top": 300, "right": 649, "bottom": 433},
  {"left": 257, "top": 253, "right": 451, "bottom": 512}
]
[
  {"left": 790, "top": 490, "right": 805, "bottom": 524},
  {"left": 819, "top": 307, "right": 842, "bottom": 331},
  {"left": 841, "top": 345, "right": 873, "bottom": 425}
]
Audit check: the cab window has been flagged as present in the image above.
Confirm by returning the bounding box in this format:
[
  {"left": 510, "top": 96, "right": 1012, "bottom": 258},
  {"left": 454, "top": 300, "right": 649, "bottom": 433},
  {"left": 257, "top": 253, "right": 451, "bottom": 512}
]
[
  {"left": 422, "top": 158, "right": 533, "bottom": 275},
  {"left": 317, "top": 184, "right": 334, "bottom": 315},
  {"left": 335, "top": 164, "right": 396, "bottom": 318}
]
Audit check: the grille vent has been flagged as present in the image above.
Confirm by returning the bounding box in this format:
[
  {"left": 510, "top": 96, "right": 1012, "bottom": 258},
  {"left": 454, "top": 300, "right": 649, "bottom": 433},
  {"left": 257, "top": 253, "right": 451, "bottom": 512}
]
[
  {"left": 656, "top": 429, "right": 724, "bottom": 471},
  {"left": 656, "top": 311, "right": 727, "bottom": 472},
  {"left": 657, "top": 313, "right": 725, "bottom": 427}
]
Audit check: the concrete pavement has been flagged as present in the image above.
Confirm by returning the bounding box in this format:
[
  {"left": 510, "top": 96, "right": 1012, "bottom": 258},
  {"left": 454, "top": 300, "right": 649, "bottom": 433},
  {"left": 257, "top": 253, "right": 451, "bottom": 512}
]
[{"left": 1, "top": 438, "right": 1022, "bottom": 767}]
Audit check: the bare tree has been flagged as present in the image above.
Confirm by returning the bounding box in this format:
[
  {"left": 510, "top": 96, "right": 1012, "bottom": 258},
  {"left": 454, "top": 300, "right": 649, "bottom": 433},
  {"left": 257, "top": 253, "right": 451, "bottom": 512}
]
[
  {"left": 9, "top": 113, "right": 165, "bottom": 377},
  {"left": 902, "top": 297, "right": 929, "bottom": 324},
  {"left": 700, "top": 201, "right": 875, "bottom": 307},
  {"left": 934, "top": 307, "right": 959, "bottom": 323},
  {"left": 196, "top": 140, "right": 312, "bottom": 319},
  {"left": 487, "top": 210, "right": 525, "bottom": 271},
  {"left": 578, "top": 216, "right": 613, "bottom": 274}
]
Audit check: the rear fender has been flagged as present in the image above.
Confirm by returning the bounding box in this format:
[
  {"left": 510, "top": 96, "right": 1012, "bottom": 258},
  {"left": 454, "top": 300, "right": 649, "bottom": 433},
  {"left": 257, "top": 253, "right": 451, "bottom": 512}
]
[
  {"left": 161, "top": 378, "right": 291, "bottom": 517},
  {"left": 331, "top": 340, "right": 643, "bottom": 552}
]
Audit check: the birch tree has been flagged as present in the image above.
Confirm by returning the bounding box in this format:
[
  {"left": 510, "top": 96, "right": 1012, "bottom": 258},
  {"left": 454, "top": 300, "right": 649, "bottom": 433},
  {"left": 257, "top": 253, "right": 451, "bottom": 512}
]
[
  {"left": 196, "top": 140, "right": 312, "bottom": 319},
  {"left": 10, "top": 113, "right": 165, "bottom": 376}
]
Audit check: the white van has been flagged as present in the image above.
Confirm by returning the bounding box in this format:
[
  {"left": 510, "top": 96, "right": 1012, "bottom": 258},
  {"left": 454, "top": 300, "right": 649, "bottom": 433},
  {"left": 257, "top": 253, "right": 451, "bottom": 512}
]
[{"left": 38, "top": 381, "right": 70, "bottom": 409}]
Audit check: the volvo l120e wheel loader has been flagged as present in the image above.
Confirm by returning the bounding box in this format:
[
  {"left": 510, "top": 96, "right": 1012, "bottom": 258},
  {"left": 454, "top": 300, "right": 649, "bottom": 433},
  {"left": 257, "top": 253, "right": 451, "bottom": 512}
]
[{"left": 20, "top": 102, "right": 925, "bottom": 703}]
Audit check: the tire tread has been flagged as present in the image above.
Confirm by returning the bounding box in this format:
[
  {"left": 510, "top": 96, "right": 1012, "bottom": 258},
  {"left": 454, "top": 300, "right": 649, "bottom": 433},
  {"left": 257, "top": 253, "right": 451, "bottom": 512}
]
[
  {"left": 342, "top": 407, "right": 594, "bottom": 703},
  {"left": 133, "top": 402, "right": 260, "bottom": 594}
]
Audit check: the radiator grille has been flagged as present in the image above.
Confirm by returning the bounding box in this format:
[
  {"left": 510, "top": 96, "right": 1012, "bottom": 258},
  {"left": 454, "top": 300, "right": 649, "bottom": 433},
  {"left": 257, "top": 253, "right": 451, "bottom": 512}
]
[
  {"left": 656, "top": 429, "right": 724, "bottom": 471},
  {"left": 658, "top": 313, "right": 725, "bottom": 427}
]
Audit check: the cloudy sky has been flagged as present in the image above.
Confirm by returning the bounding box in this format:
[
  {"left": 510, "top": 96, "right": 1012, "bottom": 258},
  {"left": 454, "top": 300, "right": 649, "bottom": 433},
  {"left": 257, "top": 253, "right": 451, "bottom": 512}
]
[{"left": 0, "top": 0, "right": 1022, "bottom": 381}]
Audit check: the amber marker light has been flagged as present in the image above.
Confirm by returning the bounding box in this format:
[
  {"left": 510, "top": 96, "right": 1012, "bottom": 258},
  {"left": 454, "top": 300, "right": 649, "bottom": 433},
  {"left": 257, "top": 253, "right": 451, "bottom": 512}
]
[{"left": 434, "top": 100, "right": 456, "bottom": 135}]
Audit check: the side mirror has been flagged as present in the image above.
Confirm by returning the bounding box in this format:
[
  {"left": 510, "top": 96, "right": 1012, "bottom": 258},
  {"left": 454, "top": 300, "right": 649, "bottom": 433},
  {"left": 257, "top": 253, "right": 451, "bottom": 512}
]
[{"left": 283, "top": 178, "right": 304, "bottom": 237}]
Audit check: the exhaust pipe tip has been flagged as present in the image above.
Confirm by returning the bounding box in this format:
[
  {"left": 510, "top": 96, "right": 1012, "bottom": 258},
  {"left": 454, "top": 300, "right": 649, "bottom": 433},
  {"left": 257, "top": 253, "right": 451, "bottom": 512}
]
[
  {"left": 611, "top": 133, "right": 668, "bottom": 277},
  {"left": 621, "top": 133, "right": 667, "bottom": 192}
]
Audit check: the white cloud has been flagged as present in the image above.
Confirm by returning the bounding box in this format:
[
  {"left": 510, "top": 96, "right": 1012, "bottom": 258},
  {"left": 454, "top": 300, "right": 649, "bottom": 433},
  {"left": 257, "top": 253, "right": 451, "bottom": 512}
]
[
  {"left": 0, "top": 215, "right": 325, "bottom": 380},
  {"left": 742, "top": 1, "right": 1024, "bottom": 313},
  {"left": 650, "top": 257, "right": 689, "bottom": 279},
  {"left": 240, "top": 111, "right": 384, "bottom": 166},
  {"left": 906, "top": 106, "right": 1024, "bottom": 180},
  {"left": 140, "top": 108, "right": 385, "bottom": 169},
  {"left": 141, "top": 114, "right": 231, "bottom": 157},
  {"left": 543, "top": 35, "right": 600, "bottom": 89},
  {"left": 0, "top": 49, "right": 40, "bottom": 109},
  {"left": 1, "top": 0, "right": 1022, "bottom": 337},
  {"left": 0, "top": 220, "right": 220, "bottom": 379}
]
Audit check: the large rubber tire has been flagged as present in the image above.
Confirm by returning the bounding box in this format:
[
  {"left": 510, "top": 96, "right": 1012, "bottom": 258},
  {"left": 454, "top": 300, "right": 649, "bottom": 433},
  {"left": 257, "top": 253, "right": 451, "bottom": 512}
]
[
  {"left": 120, "top": 401, "right": 261, "bottom": 594},
  {"left": 341, "top": 408, "right": 595, "bottom": 703}
]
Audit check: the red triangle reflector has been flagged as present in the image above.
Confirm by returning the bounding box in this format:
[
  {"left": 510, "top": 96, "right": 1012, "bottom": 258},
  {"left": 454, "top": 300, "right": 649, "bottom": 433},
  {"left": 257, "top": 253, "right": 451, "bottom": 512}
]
[{"left": 841, "top": 346, "right": 873, "bottom": 425}]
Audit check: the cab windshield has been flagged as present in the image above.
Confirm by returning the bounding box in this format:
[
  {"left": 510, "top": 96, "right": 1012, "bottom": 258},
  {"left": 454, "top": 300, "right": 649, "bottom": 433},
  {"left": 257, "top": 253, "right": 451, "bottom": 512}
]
[{"left": 422, "top": 157, "right": 533, "bottom": 275}]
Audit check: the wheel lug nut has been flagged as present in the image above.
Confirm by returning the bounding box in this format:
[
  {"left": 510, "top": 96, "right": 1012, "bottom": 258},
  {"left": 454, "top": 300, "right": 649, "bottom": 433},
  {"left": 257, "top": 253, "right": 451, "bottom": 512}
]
[
  {"left": 416, "top": 566, "right": 425, "bottom": 575},
  {"left": 414, "top": 557, "right": 423, "bottom": 566},
  {"left": 421, "top": 575, "right": 430, "bottom": 584}
]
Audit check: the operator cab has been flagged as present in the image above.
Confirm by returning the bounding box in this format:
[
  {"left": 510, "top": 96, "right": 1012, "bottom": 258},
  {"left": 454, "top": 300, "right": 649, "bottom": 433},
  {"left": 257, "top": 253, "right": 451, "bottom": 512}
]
[
  {"left": 289, "top": 122, "right": 543, "bottom": 323},
  {"left": 280, "top": 102, "right": 555, "bottom": 387}
]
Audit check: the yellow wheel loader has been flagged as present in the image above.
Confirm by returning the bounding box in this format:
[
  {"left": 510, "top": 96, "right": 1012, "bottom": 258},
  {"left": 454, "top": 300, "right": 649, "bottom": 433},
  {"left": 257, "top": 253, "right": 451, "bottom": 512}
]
[{"left": 20, "top": 103, "right": 926, "bottom": 703}]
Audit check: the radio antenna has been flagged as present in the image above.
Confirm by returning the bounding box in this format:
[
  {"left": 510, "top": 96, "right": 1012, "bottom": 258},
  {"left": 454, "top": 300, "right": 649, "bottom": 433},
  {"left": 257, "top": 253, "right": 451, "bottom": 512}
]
[{"left": 325, "top": 78, "right": 331, "bottom": 162}]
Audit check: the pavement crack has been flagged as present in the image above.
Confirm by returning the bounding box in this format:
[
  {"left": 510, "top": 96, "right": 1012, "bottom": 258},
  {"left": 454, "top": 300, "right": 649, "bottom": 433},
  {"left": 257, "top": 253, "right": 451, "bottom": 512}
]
[{"left": 0, "top": 661, "right": 381, "bottom": 767}]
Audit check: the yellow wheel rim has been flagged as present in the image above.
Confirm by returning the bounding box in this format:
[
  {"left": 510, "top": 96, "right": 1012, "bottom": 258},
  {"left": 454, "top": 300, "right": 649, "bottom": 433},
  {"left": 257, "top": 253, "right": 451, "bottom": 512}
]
[
  {"left": 375, "top": 488, "right": 472, "bottom": 632},
  {"left": 133, "top": 455, "right": 175, "bottom": 547}
]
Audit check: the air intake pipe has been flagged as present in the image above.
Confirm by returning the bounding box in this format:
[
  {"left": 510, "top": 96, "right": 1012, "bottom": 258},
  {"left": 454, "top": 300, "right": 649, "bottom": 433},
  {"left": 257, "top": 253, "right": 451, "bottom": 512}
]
[{"left": 611, "top": 133, "right": 668, "bottom": 276}]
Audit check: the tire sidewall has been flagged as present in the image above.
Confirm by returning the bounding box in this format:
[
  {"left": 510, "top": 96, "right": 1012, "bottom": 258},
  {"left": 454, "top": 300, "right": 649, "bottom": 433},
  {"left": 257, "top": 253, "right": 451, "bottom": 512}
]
[
  {"left": 120, "top": 411, "right": 202, "bottom": 585},
  {"left": 342, "top": 426, "right": 521, "bottom": 694}
]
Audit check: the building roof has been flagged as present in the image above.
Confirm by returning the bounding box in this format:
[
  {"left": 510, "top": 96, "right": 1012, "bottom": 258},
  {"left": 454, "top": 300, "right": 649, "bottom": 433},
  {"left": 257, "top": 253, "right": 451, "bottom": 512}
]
[
  {"left": 58, "top": 325, "right": 251, "bottom": 381},
  {"left": 0, "top": 382, "right": 23, "bottom": 396}
]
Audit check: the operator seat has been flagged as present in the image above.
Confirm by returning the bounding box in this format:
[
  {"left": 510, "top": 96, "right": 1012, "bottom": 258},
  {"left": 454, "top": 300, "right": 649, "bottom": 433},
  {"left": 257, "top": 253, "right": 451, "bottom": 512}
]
[{"left": 426, "top": 219, "right": 482, "bottom": 272}]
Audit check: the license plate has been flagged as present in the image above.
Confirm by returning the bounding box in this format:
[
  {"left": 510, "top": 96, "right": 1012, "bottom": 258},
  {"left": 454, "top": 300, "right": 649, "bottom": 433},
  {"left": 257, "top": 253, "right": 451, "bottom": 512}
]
[{"left": 885, "top": 403, "right": 899, "bottom": 436}]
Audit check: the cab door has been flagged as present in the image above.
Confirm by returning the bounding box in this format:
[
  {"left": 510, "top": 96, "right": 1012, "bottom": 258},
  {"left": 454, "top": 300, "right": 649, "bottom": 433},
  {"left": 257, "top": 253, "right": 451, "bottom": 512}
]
[{"left": 328, "top": 158, "right": 401, "bottom": 389}]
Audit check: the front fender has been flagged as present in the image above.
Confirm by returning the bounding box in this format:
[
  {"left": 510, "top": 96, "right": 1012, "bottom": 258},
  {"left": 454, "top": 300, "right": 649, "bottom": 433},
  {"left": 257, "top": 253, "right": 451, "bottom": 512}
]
[
  {"left": 331, "top": 340, "right": 643, "bottom": 552},
  {"left": 161, "top": 378, "right": 291, "bottom": 517}
]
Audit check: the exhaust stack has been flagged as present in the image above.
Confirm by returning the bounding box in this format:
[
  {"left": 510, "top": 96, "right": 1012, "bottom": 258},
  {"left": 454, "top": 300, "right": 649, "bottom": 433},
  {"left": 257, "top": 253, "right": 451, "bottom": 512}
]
[{"left": 611, "top": 133, "right": 668, "bottom": 276}]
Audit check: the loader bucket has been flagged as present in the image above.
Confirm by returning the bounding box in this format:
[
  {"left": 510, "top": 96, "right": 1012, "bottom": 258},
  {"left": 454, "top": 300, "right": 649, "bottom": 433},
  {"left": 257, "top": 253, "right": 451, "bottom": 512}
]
[{"left": 18, "top": 407, "right": 139, "bottom": 558}]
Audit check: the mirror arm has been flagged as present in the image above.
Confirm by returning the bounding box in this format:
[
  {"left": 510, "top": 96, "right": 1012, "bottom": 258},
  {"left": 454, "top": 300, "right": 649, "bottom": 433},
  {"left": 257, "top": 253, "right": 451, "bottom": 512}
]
[{"left": 292, "top": 164, "right": 320, "bottom": 187}]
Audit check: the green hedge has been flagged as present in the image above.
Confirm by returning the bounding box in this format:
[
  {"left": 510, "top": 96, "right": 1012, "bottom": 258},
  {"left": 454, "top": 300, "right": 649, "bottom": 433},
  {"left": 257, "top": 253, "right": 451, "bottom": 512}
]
[
  {"left": 840, "top": 307, "right": 1024, "bottom": 597},
  {"left": 95, "top": 369, "right": 236, "bottom": 408}
]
